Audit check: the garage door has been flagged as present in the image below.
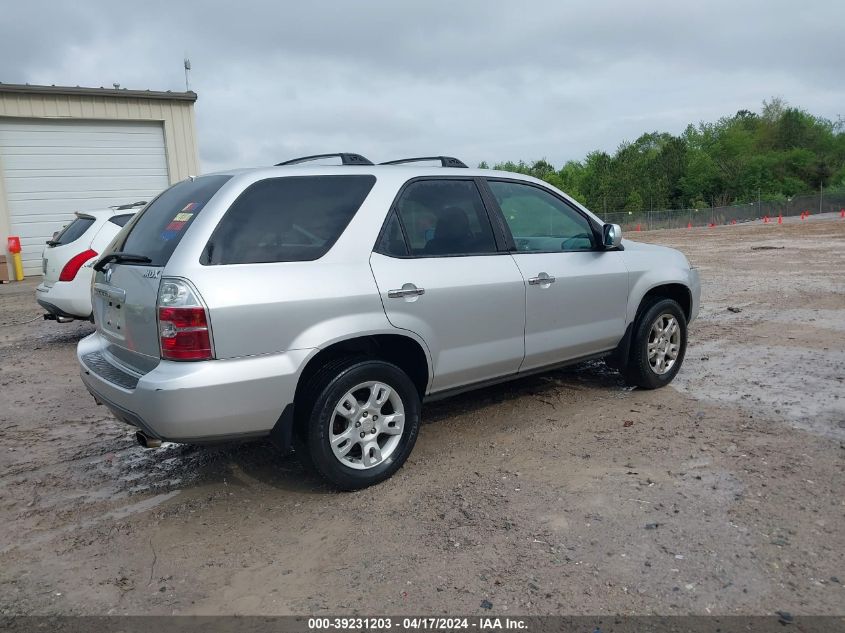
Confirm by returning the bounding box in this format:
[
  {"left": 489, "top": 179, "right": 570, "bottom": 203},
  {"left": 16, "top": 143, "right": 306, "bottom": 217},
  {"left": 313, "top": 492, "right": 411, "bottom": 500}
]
[{"left": 0, "top": 119, "right": 170, "bottom": 275}]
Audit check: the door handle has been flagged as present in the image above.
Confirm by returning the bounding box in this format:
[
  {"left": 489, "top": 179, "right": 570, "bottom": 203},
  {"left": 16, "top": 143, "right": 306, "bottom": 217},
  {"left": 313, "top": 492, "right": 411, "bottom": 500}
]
[
  {"left": 528, "top": 273, "right": 556, "bottom": 285},
  {"left": 388, "top": 285, "right": 425, "bottom": 298}
]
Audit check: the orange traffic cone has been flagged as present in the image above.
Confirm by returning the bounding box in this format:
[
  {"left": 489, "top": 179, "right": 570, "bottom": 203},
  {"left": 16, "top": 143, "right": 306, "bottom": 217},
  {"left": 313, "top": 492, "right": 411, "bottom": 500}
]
[
  {"left": 778, "top": 214, "right": 783, "bottom": 224},
  {"left": 687, "top": 221, "right": 692, "bottom": 229},
  {"left": 635, "top": 224, "right": 641, "bottom": 232}
]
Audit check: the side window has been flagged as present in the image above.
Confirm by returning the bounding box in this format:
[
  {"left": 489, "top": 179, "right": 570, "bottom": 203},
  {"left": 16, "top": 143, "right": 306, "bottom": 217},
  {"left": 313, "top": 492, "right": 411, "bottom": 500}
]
[
  {"left": 488, "top": 180, "right": 595, "bottom": 252},
  {"left": 394, "top": 180, "right": 497, "bottom": 256},
  {"left": 375, "top": 211, "right": 409, "bottom": 257},
  {"left": 203, "top": 175, "right": 376, "bottom": 265}
]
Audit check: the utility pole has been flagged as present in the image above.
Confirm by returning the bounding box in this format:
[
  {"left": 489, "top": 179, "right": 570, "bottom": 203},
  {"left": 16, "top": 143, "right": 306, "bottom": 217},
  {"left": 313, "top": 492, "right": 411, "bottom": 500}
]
[{"left": 184, "top": 57, "right": 192, "bottom": 92}]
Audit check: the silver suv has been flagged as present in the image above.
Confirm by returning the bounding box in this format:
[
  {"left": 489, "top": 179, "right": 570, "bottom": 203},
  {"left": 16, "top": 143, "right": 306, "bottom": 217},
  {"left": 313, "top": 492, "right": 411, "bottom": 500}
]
[{"left": 78, "top": 153, "right": 700, "bottom": 489}]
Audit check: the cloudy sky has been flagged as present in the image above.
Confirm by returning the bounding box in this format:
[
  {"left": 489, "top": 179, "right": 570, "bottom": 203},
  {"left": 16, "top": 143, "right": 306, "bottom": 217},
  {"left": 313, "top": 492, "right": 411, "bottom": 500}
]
[{"left": 2, "top": 0, "right": 843, "bottom": 173}]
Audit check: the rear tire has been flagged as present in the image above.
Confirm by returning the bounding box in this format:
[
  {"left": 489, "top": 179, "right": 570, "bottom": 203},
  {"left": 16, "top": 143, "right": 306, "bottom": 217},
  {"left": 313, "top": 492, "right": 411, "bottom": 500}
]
[
  {"left": 299, "top": 359, "right": 421, "bottom": 490},
  {"left": 624, "top": 298, "right": 687, "bottom": 389}
]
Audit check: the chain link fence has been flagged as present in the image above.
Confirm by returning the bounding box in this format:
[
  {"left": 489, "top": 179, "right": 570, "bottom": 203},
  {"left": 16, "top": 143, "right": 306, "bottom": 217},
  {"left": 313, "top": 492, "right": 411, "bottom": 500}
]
[{"left": 600, "top": 191, "right": 845, "bottom": 232}]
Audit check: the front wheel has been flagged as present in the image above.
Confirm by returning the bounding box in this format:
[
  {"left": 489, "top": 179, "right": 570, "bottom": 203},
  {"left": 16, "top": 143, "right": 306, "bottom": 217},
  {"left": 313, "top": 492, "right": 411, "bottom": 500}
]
[
  {"left": 301, "top": 359, "right": 421, "bottom": 490},
  {"left": 624, "top": 298, "right": 688, "bottom": 389}
]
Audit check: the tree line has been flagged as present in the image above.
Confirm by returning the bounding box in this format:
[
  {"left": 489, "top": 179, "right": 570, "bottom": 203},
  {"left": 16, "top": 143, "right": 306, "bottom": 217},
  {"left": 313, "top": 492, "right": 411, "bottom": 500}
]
[{"left": 480, "top": 99, "right": 845, "bottom": 212}]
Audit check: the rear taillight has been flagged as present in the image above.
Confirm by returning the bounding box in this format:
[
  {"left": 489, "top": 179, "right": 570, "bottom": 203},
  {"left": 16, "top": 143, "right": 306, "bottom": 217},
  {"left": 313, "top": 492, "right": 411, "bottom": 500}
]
[
  {"left": 59, "top": 249, "right": 97, "bottom": 282},
  {"left": 157, "top": 279, "right": 213, "bottom": 361}
]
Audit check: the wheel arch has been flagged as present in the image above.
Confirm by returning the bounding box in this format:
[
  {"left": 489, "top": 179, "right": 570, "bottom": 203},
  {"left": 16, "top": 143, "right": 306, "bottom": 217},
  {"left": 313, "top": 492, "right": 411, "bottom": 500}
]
[
  {"left": 637, "top": 282, "right": 692, "bottom": 321},
  {"left": 294, "top": 333, "right": 432, "bottom": 414}
]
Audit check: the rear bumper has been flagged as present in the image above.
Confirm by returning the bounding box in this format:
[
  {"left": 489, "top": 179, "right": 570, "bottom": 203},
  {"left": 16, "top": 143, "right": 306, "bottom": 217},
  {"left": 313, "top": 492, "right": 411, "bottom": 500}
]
[
  {"left": 36, "top": 274, "right": 92, "bottom": 319},
  {"left": 77, "top": 332, "right": 313, "bottom": 443}
]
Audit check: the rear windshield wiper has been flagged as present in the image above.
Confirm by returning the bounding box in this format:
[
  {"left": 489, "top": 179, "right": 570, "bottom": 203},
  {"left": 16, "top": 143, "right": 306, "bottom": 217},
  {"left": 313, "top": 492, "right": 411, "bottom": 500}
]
[
  {"left": 93, "top": 252, "right": 153, "bottom": 272},
  {"left": 46, "top": 239, "right": 60, "bottom": 247}
]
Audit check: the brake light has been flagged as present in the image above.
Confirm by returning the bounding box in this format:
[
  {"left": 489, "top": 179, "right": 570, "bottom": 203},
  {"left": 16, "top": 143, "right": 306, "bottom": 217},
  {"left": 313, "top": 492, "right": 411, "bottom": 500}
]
[
  {"left": 59, "top": 249, "right": 98, "bottom": 282},
  {"left": 157, "top": 279, "right": 213, "bottom": 361}
]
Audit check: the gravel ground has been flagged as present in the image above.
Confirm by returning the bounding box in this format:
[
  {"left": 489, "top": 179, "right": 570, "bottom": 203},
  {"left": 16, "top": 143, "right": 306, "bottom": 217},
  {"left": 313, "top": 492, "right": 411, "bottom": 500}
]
[{"left": 0, "top": 217, "right": 843, "bottom": 616}]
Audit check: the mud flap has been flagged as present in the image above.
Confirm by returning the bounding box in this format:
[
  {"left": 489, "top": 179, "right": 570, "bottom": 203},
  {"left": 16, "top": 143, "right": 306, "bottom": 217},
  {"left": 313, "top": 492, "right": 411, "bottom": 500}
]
[
  {"left": 270, "top": 404, "right": 296, "bottom": 455},
  {"left": 605, "top": 322, "right": 634, "bottom": 370}
]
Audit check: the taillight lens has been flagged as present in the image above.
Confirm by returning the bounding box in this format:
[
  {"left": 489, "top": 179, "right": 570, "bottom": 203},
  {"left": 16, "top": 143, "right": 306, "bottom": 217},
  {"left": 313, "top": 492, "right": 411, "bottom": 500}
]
[
  {"left": 157, "top": 279, "right": 213, "bottom": 361},
  {"left": 59, "top": 249, "right": 97, "bottom": 282}
]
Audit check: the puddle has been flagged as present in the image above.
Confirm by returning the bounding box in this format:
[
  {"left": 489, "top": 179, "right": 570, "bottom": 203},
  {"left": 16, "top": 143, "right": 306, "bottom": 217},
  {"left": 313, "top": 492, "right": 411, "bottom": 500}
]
[{"left": 674, "top": 339, "right": 845, "bottom": 439}]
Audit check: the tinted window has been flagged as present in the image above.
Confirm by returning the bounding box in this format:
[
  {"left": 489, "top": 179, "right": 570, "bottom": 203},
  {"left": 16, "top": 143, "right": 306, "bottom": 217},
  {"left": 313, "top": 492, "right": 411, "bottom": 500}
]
[
  {"left": 119, "top": 175, "right": 231, "bottom": 266},
  {"left": 203, "top": 175, "right": 376, "bottom": 265},
  {"left": 375, "top": 211, "right": 409, "bottom": 257},
  {"left": 488, "top": 180, "right": 595, "bottom": 252},
  {"left": 108, "top": 214, "right": 134, "bottom": 228},
  {"left": 52, "top": 217, "right": 94, "bottom": 246},
  {"left": 395, "top": 180, "right": 496, "bottom": 256}
]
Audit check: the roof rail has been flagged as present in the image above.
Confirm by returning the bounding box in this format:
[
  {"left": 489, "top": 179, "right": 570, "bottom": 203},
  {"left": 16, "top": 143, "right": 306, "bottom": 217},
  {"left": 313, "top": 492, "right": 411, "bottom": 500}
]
[
  {"left": 380, "top": 156, "right": 468, "bottom": 168},
  {"left": 275, "top": 153, "right": 374, "bottom": 166},
  {"left": 110, "top": 200, "right": 147, "bottom": 210}
]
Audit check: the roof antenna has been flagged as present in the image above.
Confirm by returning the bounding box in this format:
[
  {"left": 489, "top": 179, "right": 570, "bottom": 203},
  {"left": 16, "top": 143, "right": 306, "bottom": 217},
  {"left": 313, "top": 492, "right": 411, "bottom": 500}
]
[{"left": 183, "top": 56, "right": 192, "bottom": 92}]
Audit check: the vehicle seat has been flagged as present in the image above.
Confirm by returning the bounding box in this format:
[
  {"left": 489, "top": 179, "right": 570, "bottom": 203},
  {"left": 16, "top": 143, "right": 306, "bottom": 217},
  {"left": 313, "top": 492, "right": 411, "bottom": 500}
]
[{"left": 424, "top": 206, "right": 474, "bottom": 255}]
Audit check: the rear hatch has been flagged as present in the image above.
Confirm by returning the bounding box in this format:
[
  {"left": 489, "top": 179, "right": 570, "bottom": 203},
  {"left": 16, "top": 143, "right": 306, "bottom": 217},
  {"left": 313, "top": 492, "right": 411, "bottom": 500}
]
[
  {"left": 91, "top": 175, "right": 231, "bottom": 374},
  {"left": 42, "top": 213, "right": 98, "bottom": 286}
]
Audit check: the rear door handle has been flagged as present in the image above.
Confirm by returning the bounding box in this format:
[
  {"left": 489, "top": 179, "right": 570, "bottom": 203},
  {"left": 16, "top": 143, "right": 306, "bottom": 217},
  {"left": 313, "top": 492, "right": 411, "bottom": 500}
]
[
  {"left": 388, "top": 284, "right": 425, "bottom": 298},
  {"left": 528, "top": 273, "right": 556, "bottom": 285}
]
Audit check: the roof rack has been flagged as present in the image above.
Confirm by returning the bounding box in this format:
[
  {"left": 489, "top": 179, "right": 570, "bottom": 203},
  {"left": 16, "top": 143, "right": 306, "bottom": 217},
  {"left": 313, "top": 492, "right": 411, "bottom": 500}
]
[
  {"left": 110, "top": 201, "right": 147, "bottom": 210},
  {"left": 275, "top": 153, "right": 374, "bottom": 166},
  {"left": 380, "top": 156, "right": 468, "bottom": 168}
]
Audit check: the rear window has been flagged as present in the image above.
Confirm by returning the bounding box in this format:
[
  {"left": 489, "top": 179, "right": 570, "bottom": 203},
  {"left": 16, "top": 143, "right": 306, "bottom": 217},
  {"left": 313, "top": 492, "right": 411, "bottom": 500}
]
[
  {"left": 52, "top": 217, "right": 94, "bottom": 246},
  {"left": 202, "top": 175, "right": 376, "bottom": 265},
  {"left": 118, "top": 175, "right": 231, "bottom": 266}
]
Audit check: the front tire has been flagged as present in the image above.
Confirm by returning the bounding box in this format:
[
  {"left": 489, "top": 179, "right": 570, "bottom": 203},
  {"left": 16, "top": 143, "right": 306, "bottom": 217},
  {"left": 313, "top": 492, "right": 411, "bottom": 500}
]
[
  {"left": 624, "top": 298, "right": 687, "bottom": 389},
  {"left": 300, "top": 359, "right": 421, "bottom": 490}
]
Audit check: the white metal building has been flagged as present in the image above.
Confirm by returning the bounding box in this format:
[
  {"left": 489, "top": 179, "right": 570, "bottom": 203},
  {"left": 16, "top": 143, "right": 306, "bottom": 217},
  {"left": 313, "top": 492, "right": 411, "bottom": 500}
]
[{"left": 0, "top": 84, "right": 200, "bottom": 276}]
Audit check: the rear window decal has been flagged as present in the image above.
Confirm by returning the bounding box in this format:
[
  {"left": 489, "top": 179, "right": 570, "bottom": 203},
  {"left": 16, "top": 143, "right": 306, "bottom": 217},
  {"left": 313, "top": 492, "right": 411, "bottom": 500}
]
[{"left": 173, "top": 212, "right": 194, "bottom": 222}]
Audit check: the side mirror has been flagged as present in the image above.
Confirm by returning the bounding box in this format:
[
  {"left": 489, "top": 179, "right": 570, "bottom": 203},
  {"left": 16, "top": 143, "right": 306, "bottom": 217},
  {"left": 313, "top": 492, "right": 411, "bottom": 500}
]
[{"left": 603, "top": 223, "right": 622, "bottom": 249}]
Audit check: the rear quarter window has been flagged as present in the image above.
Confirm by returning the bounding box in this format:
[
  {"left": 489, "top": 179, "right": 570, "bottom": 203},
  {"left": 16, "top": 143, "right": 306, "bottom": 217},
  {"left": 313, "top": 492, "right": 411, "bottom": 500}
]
[
  {"left": 52, "top": 217, "right": 95, "bottom": 246},
  {"left": 202, "top": 175, "right": 376, "bottom": 265},
  {"left": 118, "top": 175, "right": 232, "bottom": 266}
]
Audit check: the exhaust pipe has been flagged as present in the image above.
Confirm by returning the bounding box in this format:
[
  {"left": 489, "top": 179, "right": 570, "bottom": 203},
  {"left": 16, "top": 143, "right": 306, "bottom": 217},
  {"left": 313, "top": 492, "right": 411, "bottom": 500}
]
[
  {"left": 43, "top": 313, "right": 74, "bottom": 323},
  {"left": 135, "top": 431, "right": 162, "bottom": 449}
]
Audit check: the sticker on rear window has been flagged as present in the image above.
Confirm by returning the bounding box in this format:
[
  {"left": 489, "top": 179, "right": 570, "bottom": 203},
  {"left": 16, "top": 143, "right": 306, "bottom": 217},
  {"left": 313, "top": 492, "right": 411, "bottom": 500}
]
[
  {"left": 165, "top": 220, "right": 187, "bottom": 231},
  {"left": 173, "top": 212, "right": 194, "bottom": 222}
]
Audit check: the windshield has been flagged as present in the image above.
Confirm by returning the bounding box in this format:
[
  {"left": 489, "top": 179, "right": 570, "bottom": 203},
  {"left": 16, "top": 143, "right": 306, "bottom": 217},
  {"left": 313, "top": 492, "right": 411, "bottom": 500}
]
[{"left": 117, "top": 175, "right": 231, "bottom": 266}]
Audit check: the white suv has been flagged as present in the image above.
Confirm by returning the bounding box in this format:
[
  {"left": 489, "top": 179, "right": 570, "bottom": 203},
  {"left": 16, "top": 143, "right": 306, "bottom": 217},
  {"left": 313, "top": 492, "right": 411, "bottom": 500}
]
[
  {"left": 37, "top": 203, "right": 143, "bottom": 321},
  {"left": 77, "top": 154, "right": 700, "bottom": 490}
]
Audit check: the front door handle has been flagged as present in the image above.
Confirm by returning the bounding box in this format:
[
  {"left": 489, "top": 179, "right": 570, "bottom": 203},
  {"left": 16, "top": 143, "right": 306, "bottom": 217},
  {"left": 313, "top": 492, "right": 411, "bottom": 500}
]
[
  {"left": 528, "top": 273, "right": 556, "bottom": 285},
  {"left": 388, "top": 284, "right": 425, "bottom": 298}
]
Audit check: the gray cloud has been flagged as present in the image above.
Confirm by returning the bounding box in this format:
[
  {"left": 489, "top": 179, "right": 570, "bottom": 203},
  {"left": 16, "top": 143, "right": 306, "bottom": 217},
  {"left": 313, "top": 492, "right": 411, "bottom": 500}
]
[{"left": 3, "top": 0, "right": 843, "bottom": 173}]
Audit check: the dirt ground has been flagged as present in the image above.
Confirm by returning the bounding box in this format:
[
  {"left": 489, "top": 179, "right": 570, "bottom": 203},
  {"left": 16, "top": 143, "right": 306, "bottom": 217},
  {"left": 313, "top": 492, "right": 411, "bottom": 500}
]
[{"left": 0, "top": 218, "right": 843, "bottom": 616}]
